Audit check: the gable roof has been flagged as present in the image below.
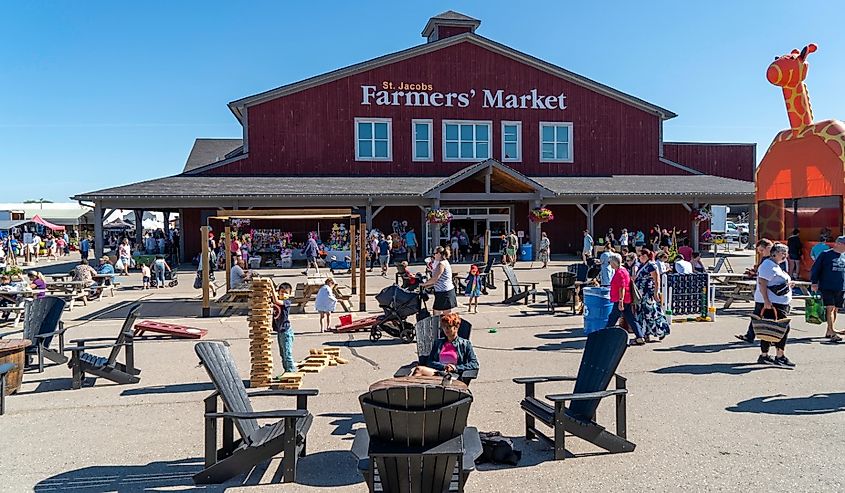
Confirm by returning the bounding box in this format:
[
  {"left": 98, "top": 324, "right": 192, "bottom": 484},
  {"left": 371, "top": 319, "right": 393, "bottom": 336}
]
[
  {"left": 422, "top": 159, "right": 556, "bottom": 198},
  {"left": 227, "top": 32, "right": 676, "bottom": 122},
  {"left": 183, "top": 138, "right": 244, "bottom": 172},
  {"left": 421, "top": 11, "right": 481, "bottom": 38}
]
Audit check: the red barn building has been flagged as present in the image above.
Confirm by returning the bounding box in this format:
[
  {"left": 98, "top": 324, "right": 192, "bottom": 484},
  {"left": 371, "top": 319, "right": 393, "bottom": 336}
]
[{"left": 75, "top": 11, "right": 755, "bottom": 261}]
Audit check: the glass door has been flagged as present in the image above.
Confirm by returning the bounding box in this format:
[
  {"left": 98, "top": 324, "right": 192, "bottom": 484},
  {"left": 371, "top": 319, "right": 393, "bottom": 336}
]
[{"left": 487, "top": 218, "right": 510, "bottom": 255}]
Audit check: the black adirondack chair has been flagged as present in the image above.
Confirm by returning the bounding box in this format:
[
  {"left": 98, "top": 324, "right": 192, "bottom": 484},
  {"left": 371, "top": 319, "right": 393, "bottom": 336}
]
[
  {"left": 394, "top": 315, "right": 478, "bottom": 385},
  {"left": 351, "top": 378, "right": 483, "bottom": 493},
  {"left": 66, "top": 304, "right": 141, "bottom": 390},
  {"left": 479, "top": 255, "right": 496, "bottom": 291},
  {"left": 0, "top": 296, "right": 68, "bottom": 372},
  {"left": 513, "top": 326, "right": 635, "bottom": 460},
  {"left": 501, "top": 265, "right": 537, "bottom": 305},
  {"left": 0, "top": 362, "right": 16, "bottom": 415},
  {"left": 193, "top": 341, "right": 318, "bottom": 485}
]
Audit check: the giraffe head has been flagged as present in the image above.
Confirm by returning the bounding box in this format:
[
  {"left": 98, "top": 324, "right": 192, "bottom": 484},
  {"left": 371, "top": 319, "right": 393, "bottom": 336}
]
[{"left": 767, "top": 43, "right": 817, "bottom": 88}]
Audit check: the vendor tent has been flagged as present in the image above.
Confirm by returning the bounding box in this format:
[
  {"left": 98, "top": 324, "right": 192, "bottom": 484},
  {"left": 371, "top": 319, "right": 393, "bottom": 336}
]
[
  {"left": 104, "top": 218, "right": 134, "bottom": 230},
  {"left": 30, "top": 215, "right": 65, "bottom": 232}
]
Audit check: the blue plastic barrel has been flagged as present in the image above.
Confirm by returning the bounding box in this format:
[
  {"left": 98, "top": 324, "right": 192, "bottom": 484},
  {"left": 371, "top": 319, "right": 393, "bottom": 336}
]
[
  {"left": 519, "top": 243, "right": 533, "bottom": 261},
  {"left": 583, "top": 286, "right": 613, "bottom": 335}
]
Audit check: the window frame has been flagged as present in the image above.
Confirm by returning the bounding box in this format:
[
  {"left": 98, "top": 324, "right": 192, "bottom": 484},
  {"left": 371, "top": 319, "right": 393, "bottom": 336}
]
[
  {"left": 538, "top": 121, "right": 574, "bottom": 163},
  {"left": 354, "top": 117, "right": 392, "bottom": 162},
  {"left": 500, "top": 120, "right": 522, "bottom": 162},
  {"left": 442, "top": 119, "right": 493, "bottom": 162},
  {"left": 411, "top": 119, "right": 434, "bottom": 162}
]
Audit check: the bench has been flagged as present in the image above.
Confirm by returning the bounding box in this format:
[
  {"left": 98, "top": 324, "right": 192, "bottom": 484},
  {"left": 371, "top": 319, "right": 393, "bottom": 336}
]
[{"left": 0, "top": 306, "right": 26, "bottom": 327}]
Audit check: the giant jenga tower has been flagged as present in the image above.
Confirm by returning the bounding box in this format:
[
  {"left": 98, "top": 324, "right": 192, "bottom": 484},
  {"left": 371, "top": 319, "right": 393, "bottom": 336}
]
[{"left": 248, "top": 278, "right": 274, "bottom": 387}]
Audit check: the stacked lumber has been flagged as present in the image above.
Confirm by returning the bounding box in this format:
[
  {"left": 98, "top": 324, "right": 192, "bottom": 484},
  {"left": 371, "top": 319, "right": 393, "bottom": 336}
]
[
  {"left": 298, "top": 347, "right": 349, "bottom": 372},
  {"left": 248, "top": 278, "right": 275, "bottom": 387},
  {"left": 270, "top": 372, "right": 303, "bottom": 390}
]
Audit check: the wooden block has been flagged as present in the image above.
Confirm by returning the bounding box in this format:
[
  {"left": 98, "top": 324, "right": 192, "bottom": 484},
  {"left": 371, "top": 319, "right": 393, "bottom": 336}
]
[
  {"left": 334, "top": 356, "right": 349, "bottom": 364},
  {"left": 328, "top": 359, "right": 338, "bottom": 366}
]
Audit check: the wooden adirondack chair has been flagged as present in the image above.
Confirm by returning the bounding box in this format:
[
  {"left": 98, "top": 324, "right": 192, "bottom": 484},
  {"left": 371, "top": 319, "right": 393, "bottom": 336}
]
[
  {"left": 0, "top": 296, "right": 68, "bottom": 372},
  {"left": 479, "top": 255, "right": 496, "bottom": 291},
  {"left": 66, "top": 304, "right": 141, "bottom": 389},
  {"left": 513, "top": 327, "right": 635, "bottom": 460},
  {"left": 351, "top": 377, "right": 483, "bottom": 493},
  {"left": 501, "top": 265, "right": 537, "bottom": 305},
  {"left": 193, "top": 341, "right": 318, "bottom": 484},
  {"left": 394, "top": 316, "right": 478, "bottom": 385}
]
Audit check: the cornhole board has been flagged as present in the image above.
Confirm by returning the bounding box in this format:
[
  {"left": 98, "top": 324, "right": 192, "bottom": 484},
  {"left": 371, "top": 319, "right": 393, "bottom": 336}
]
[
  {"left": 134, "top": 320, "right": 208, "bottom": 339},
  {"left": 328, "top": 316, "right": 381, "bottom": 333}
]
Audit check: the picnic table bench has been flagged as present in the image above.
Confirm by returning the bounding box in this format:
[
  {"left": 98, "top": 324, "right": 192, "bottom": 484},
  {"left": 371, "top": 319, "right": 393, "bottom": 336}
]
[
  {"left": 46, "top": 281, "right": 88, "bottom": 310},
  {"left": 49, "top": 273, "right": 71, "bottom": 282}
]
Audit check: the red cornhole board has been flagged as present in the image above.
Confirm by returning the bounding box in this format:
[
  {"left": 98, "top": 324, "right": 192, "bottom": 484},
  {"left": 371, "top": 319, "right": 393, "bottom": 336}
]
[
  {"left": 134, "top": 320, "right": 208, "bottom": 339},
  {"left": 328, "top": 316, "right": 381, "bottom": 333}
]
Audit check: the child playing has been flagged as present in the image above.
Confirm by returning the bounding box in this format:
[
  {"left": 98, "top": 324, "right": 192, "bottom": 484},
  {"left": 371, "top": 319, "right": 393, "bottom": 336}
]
[
  {"left": 272, "top": 282, "right": 296, "bottom": 373},
  {"left": 140, "top": 262, "right": 151, "bottom": 289},
  {"left": 464, "top": 264, "right": 482, "bottom": 313},
  {"left": 314, "top": 278, "right": 337, "bottom": 332}
]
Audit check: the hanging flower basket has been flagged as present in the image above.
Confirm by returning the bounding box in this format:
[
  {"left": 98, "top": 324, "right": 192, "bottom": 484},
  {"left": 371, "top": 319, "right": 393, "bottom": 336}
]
[
  {"left": 691, "top": 207, "right": 711, "bottom": 222},
  {"left": 426, "top": 209, "right": 453, "bottom": 224},
  {"left": 529, "top": 207, "right": 555, "bottom": 223}
]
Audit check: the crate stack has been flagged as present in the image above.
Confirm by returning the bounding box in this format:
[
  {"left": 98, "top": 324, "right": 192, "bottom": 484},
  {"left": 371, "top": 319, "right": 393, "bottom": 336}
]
[{"left": 248, "top": 278, "right": 275, "bottom": 387}]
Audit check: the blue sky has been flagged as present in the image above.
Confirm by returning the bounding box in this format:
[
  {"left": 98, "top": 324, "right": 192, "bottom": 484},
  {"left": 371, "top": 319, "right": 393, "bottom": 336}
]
[{"left": 2, "top": 1, "right": 844, "bottom": 202}]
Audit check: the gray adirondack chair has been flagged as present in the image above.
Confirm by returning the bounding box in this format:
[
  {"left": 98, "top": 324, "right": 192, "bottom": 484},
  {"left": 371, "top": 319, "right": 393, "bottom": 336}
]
[
  {"left": 193, "top": 341, "right": 318, "bottom": 485},
  {"left": 66, "top": 303, "right": 141, "bottom": 389},
  {"left": 501, "top": 265, "right": 537, "bottom": 304},
  {"left": 0, "top": 296, "right": 67, "bottom": 372}
]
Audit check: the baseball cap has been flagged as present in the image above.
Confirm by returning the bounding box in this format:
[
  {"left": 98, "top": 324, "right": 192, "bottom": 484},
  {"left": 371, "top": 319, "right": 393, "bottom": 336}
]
[{"left": 835, "top": 235, "right": 845, "bottom": 244}]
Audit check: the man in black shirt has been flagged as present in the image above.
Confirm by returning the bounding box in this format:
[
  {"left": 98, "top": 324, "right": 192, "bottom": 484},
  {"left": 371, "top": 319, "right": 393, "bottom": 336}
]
[{"left": 810, "top": 235, "right": 845, "bottom": 342}]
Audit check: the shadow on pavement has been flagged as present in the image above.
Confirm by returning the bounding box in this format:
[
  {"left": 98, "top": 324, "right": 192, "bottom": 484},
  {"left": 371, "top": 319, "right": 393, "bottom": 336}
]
[
  {"left": 34, "top": 458, "right": 212, "bottom": 492},
  {"left": 726, "top": 393, "right": 845, "bottom": 415},
  {"left": 653, "top": 362, "right": 790, "bottom": 375},
  {"left": 321, "top": 412, "right": 364, "bottom": 439},
  {"left": 74, "top": 298, "right": 205, "bottom": 321},
  {"left": 654, "top": 336, "right": 817, "bottom": 354}
]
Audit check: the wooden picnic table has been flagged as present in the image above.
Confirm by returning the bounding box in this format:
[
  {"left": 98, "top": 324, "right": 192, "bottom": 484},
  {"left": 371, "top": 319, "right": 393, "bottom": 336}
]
[
  {"left": 291, "top": 280, "right": 352, "bottom": 313},
  {"left": 46, "top": 281, "right": 88, "bottom": 310},
  {"left": 49, "top": 273, "right": 71, "bottom": 282}
]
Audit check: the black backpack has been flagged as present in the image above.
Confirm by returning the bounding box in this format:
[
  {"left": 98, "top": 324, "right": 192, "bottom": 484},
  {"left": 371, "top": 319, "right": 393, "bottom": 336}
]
[{"left": 476, "top": 431, "right": 522, "bottom": 466}]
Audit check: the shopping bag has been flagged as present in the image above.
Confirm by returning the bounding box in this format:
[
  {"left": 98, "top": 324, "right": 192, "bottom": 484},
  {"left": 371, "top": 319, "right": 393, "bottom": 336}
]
[
  {"left": 751, "top": 309, "right": 791, "bottom": 342},
  {"left": 114, "top": 258, "right": 124, "bottom": 270},
  {"left": 804, "top": 294, "right": 827, "bottom": 325}
]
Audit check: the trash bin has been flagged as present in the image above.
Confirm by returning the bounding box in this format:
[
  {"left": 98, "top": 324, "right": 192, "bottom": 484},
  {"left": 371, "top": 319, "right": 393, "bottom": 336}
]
[
  {"left": 550, "top": 272, "right": 576, "bottom": 304},
  {"left": 519, "top": 243, "right": 533, "bottom": 261},
  {"left": 583, "top": 287, "right": 613, "bottom": 335}
]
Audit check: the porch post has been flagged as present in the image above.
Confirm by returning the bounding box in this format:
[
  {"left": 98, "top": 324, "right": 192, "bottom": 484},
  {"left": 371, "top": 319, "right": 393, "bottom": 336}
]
[
  {"left": 530, "top": 199, "right": 541, "bottom": 262},
  {"left": 587, "top": 202, "right": 595, "bottom": 238},
  {"left": 431, "top": 198, "right": 440, "bottom": 252},
  {"left": 134, "top": 210, "right": 144, "bottom": 251},
  {"left": 691, "top": 199, "right": 700, "bottom": 251},
  {"left": 163, "top": 211, "right": 171, "bottom": 241},
  {"left": 748, "top": 202, "right": 757, "bottom": 246},
  {"left": 93, "top": 202, "right": 104, "bottom": 259}
]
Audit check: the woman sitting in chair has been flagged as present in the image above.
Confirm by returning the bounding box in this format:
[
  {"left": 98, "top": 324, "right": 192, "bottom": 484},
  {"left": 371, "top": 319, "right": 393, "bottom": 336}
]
[{"left": 412, "top": 313, "right": 478, "bottom": 376}]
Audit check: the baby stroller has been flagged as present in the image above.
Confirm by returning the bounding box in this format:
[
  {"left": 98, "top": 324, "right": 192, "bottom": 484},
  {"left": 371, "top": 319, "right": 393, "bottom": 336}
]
[
  {"left": 370, "top": 284, "right": 431, "bottom": 343},
  {"left": 167, "top": 268, "right": 178, "bottom": 287}
]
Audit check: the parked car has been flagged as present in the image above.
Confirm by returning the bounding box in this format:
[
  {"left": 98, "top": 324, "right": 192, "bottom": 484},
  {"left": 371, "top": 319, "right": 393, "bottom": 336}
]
[{"left": 726, "top": 221, "right": 749, "bottom": 244}]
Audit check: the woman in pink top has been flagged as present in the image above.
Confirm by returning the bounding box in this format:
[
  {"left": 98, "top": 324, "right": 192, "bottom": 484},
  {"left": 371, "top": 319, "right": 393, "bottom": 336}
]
[{"left": 605, "top": 254, "right": 645, "bottom": 345}]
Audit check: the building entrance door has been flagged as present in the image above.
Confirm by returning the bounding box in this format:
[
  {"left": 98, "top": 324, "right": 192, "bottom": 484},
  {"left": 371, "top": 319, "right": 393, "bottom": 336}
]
[{"left": 424, "top": 207, "right": 511, "bottom": 255}]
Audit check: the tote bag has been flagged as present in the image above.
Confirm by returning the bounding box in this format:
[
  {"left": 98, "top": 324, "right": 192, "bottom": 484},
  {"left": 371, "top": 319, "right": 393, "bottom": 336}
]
[{"left": 750, "top": 309, "right": 790, "bottom": 343}]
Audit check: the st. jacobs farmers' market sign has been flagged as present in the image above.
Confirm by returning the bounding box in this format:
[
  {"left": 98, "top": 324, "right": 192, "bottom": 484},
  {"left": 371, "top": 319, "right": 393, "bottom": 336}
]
[{"left": 361, "top": 81, "right": 566, "bottom": 110}]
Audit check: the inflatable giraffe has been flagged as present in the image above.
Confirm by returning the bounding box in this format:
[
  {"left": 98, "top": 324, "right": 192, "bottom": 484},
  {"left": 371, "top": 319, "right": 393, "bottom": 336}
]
[{"left": 757, "top": 43, "right": 845, "bottom": 277}]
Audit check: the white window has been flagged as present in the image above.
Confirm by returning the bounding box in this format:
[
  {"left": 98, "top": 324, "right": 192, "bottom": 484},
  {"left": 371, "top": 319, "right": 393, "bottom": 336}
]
[
  {"left": 412, "top": 119, "right": 433, "bottom": 162},
  {"left": 355, "top": 118, "right": 392, "bottom": 161},
  {"left": 501, "top": 121, "right": 521, "bottom": 162},
  {"left": 539, "top": 122, "right": 573, "bottom": 163},
  {"left": 443, "top": 120, "right": 492, "bottom": 161}
]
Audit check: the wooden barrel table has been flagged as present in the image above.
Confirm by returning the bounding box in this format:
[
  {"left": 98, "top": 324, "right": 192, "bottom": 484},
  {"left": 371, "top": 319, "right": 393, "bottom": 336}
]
[{"left": 0, "top": 339, "right": 30, "bottom": 395}]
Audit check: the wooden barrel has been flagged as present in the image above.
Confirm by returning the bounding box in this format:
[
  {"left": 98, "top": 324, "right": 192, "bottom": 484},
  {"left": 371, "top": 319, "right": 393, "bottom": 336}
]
[{"left": 0, "top": 339, "right": 30, "bottom": 395}]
